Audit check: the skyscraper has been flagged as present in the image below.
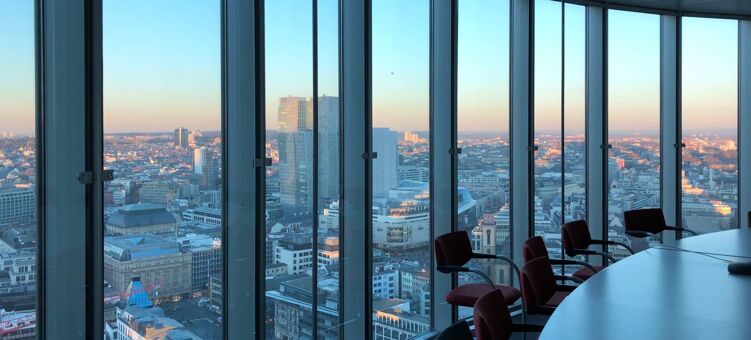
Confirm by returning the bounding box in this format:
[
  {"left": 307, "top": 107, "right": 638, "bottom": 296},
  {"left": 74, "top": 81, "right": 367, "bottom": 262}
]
[
  {"left": 372, "top": 128, "right": 398, "bottom": 198},
  {"left": 278, "top": 97, "right": 313, "bottom": 217},
  {"left": 317, "top": 96, "right": 340, "bottom": 200},
  {"left": 194, "top": 147, "right": 206, "bottom": 174},
  {"left": 174, "top": 127, "right": 189, "bottom": 148}
]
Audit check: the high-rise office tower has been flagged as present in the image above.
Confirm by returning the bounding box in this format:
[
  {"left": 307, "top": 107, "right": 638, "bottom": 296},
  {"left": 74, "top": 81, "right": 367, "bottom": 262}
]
[
  {"left": 194, "top": 147, "right": 206, "bottom": 174},
  {"left": 174, "top": 127, "right": 189, "bottom": 148},
  {"left": 278, "top": 97, "right": 314, "bottom": 217},
  {"left": 317, "top": 96, "right": 340, "bottom": 200},
  {"left": 372, "top": 128, "right": 398, "bottom": 198}
]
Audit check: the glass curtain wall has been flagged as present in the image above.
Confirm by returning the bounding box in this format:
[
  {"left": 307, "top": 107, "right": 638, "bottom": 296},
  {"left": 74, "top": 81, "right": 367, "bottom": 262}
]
[
  {"left": 607, "top": 10, "right": 661, "bottom": 253},
  {"left": 371, "top": 0, "right": 432, "bottom": 338},
  {"left": 533, "top": 1, "right": 586, "bottom": 265},
  {"left": 264, "top": 1, "right": 318, "bottom": 339},
  {"left": 315, "top": 0, "right": 341, "bottom": 338},
  {"left": 102, "top": 1, "right": 223, "bottom": 339},
  {"left": 681, "top": 17, "right": 738, "bottom": 234},
  {"left": 0, "top": 1, "right": 37, "bottom": 338},
  {"left": 456, "top": 0, "right": 511, "bottom": 319},
  {"left": 533, "top": 0, "right": 563, "bottom": 256}
]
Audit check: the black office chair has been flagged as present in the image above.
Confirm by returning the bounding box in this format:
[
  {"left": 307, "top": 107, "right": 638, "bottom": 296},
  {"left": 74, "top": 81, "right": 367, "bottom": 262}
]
[{"left": 624, "top": 208, "right": 697, "bottom": 243}]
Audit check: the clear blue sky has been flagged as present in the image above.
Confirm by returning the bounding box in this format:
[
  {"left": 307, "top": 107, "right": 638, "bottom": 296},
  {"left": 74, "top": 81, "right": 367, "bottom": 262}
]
[{"left": 0, "top": 0, "right": 740, "bottom": 134}]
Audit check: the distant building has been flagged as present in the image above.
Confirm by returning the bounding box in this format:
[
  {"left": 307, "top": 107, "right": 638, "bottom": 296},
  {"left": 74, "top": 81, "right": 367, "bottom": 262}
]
[
  {"left": 105, "top": 203, "right": 177, "bottom": 236},
  {"left": 274, "top": 235, "right": 313, "bottom": 275},
  {"left": 372, "top": 128, "right": 398, "bottom": 198},
  {"left": 174, "top": 127, "right": 189, "bottom": 148},
  {"left": 208, "top": 273, "right": 222, "bottom": 309},
  {"left": 278, "top": 96, "right": 314, "bottom": 217},
  {"left": 177, "top": 234, "right": 221, "bottom": 290},
  {"left": 104, "top": 235, "right": 191, "bottom": 301},
  {"left": 265, "top": 276, "right": 339, "bottom": 340},
  {"left": 117, "top": 305, "right": 201, "bottom": 340},
  {"left": 193, "top": 147, "right": 206, "bottom": 174},
  {"left": 0, "top": 188, "right": 35, "bottom": 226},
  {"left": 318, "top": 96, "right": 340, "bottom": 200},
  {"left": 397, "top": 166, "right": 429, "bottom": 182},
  {"left": 372, "top": 299, "right": 430, "bottom": 340},
  {"left": 138, "top": 182, "right": 177, "bottom": 207},
  {"left": 181, "top": 207, "right": 221, "bottom": 228},
  {"left": 0, "top": 309, "right": 35, "bottom": 340}
]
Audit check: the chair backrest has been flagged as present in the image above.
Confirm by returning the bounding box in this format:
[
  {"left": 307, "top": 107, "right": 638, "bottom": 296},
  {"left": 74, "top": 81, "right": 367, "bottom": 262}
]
[
  {"left": 434, "top": 231, "right": 473, "bottom": 267},
  {"left": 562, "top": 220, "right": 592, "bottom": 257},
  {"left": 522, "top": 236, "right": 549, "bottom": 264},
  {"left": 436, "top": 320, "right": 473, "bottom": 340},
  {"left": 624, "top": 208, "right": 667, "bottom": 234},
  {"left": 474, "top": 289, "right": 514, "bottom": 340},
  {"left": 521, "top": 256, "right": 556, "bottom": 309}
]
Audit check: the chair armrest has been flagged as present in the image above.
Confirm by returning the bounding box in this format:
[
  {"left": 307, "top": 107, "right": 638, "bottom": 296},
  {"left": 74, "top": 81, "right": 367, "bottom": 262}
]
[
  {"left": 665, "top": 225, "right": 698, "bottom": 236},
  {"left": 472, "top": 253, "right": 521, "bottom": 285},
  {"left": 550, "top": 258, "right": 599, "bottom": 273},
  {"left": 554, "top": 275, "right": 584, "bottom": 284},
  {"left": 591, "top": 239, "right": 635, "bottom": 254},
  {"left": 570, "top": 249, "right": 617, "bottom": 264},
  {"left": 437, "top": 265, "right": 495, "bottom": 288},
  {"left": 512, "top": 323, "right": 545, "bottom": 333},
  {"left": 626, "top": 230, "right": 663, "bottom": 244}
]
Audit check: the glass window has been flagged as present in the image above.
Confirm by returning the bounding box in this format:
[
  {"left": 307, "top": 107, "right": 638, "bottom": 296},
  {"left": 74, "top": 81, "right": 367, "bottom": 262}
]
[
  {"left": 102, "top": 1, "right": 222, "bottom": 339},
  {"left": 533, "top": 1, "right": 586, "bottom": 266},
  {"left": 456, "top": 0, "right": 510, "bottom": 318},
  {"left": 372, "top": 0, "right": 431, "bottom": 336},
  {"left": 681, "top": 17, "right": 738, "bottom": 234},
  {"left": 316, "top": 0, "right": 341, "bottom": 338},
  {"left": 607, "top": 10, "right": 661, "bottom": 253},
  {"left": 534, "top": 1, "right": 563, "bottom": 255},
  {"left": 0, "top": 1, "right": 37, "bottom": 336}
]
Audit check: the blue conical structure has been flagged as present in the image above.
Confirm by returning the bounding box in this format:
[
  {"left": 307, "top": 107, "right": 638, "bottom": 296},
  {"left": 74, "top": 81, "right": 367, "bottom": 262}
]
[{"left": 124, "top": 276, "right": 153, "bottom": 308}]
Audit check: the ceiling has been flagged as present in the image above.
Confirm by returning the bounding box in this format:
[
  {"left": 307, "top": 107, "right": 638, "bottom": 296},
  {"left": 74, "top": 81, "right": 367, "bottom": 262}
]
[{"left": 581, "top": 0, "right": 751, "bottom": 18}]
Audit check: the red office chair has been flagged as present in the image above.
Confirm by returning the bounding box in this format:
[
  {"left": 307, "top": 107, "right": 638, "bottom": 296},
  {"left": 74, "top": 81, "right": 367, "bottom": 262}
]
[
  {"left": 474, "top": 290, "right": 544, "bottom": 340},
  {"left": 520, "top": 256, "right": 578, "bottom": 315},
  {"left": 624, "top": 208, "right": 697, "bottom": 244},
  {"left": 562, "top": 220, "right": 634, "bottom": 280},
  {"left": 522, "top": 236, "right": 596, "bottom": 281},
  {"left": 434, "top": 231, "right": 522, "bottom": 308}
]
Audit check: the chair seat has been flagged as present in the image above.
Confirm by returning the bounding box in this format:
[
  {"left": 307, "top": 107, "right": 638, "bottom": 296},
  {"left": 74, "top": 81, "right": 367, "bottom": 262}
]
[
  {"left": 446, "top": 284, "right": 521, "bottom": 307},
  {"left": 544, "top": 291, "right": 570, "bottom": 307},
  {"left": 572, "top": 265, "right": 605, "bottom": 281}
]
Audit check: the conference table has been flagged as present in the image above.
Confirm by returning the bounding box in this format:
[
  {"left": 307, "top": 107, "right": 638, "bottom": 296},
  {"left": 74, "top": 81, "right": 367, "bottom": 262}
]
[{"left": 540, "top": 228, "right": 751, "bottom": 340}]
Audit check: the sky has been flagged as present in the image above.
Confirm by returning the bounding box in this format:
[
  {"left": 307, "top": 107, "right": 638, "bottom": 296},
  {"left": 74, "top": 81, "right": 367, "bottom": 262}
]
[{"left": 0, "top": 0, "right": 741, "bottom": 134}]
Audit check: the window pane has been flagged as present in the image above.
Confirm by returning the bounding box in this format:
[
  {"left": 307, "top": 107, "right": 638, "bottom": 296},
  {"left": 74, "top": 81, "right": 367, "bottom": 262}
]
[
  {"left": 681, "top": 17, "right": 738, "bottom": 233},
  {"left": 0, "top": 1, "right": 37, "bottom": 338},
  {"left": 102, "top": 1, "right": 222, "bottom": 339},
  {"left": 533, "top": 0, "right": 562, "bottom": 257},
  {"left": 563, "top": 4, "right": 586, "bottom": 227},
  {"left": 265, "top": 1, "right": 315, "bottom": 339},
  {"left": 316, "top": 0, "right": 341, "bottom": 338},
  {"left": 607, "top": 10, "right": 661, "bottom": 252},
  {"left": 372, "top": 0, "right": 431, "bottom": 337},
  {"left": 456, "top": 0, "right": 510, "bottom": 319}
]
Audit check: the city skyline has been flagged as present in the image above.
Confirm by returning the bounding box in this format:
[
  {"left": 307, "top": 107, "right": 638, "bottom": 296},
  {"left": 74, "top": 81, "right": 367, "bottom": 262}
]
[{"left": 0, "top": 0, "right": 742, "bottom": 134}]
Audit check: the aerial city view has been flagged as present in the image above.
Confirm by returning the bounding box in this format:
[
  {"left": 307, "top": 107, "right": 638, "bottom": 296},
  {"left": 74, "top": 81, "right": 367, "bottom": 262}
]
[{"left": 0, "top": 0, "right": 740, "bottom": 339}]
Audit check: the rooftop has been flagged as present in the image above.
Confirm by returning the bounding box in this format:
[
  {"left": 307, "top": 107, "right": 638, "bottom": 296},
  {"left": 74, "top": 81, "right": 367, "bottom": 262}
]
[{"left": 107, "top": 203, "right": 177, "bottom": 228}]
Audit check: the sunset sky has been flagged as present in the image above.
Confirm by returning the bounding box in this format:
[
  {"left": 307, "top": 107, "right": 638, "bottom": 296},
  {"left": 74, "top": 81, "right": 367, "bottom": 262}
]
[{"left": 0, "top": 0, "right": 740, "bottom": 134}]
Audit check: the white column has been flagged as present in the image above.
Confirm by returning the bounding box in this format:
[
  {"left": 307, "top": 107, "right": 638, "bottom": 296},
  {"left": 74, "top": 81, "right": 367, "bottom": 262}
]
[
  {"left": 660, "top": 15, "right": 680, "bottom": 236},
  {"left": 586, "top": 5, "right": 606, "bottom": 244},
  {"left": 739, "top": 20, "right": 751, "bottom": 228}
]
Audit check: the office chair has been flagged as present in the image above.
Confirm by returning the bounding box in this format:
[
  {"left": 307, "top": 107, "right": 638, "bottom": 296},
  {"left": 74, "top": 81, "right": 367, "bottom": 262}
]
[
  {"left": 474, "top": 290, "right": 545, "bottom": 340},
  {"left": 434, "top": 231, "right": 521, "bottom": 308},
  {"left": 435, "top": 320, "right": 473, "bottom": 340},
  {"left": 520, "top": 256, "right": 579, "bottom": 315},
  {"left": 562, "top": 220, "right": 634, "bottom": 280},
  {"left": 522, "top": 236, "right": 597, "bottom": 281},
  {"left": 624, "top": 208, "right": 697, "bottom": 244}
]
